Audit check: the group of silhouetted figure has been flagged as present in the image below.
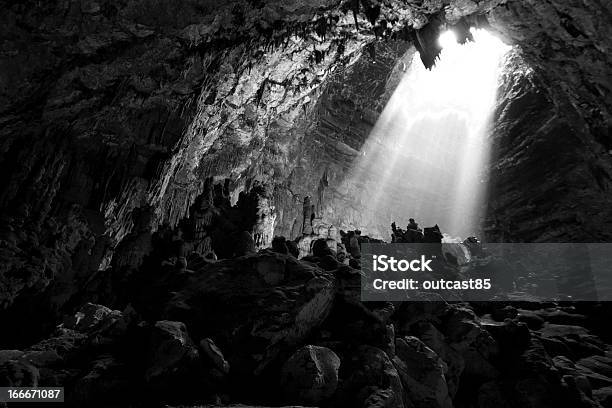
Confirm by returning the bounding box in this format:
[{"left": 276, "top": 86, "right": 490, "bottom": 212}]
[{"left": 391, "top": 218, "right": 444, "bottom": 244}]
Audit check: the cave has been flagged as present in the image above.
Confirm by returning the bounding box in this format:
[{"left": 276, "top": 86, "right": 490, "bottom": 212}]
[{"left": 1, "top": 1, "right": 612, "bottom": 407}]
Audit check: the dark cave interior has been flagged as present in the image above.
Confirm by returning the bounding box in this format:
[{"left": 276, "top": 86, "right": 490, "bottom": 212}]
[{"left": 1, "top": 1, "right": 612, "bottom": 407}]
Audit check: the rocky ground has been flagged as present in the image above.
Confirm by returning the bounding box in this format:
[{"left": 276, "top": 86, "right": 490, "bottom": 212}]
[
  {"left": 3, "top": 249, "right": 612, "bottom": 408},
  {"left": 3, "top": 199, "right": 612, "bottom": 408}
]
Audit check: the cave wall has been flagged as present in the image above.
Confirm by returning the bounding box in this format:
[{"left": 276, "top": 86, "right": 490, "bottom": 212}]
[
  {"left": 0, "top": 0, "right": 499, "bottom": 327},
  {"left": 483, "top": 1, "right": 612, "bottom": 242},
  {"left": 272, "top": 40, "right": 414, "bottom": 240},
  {"left": 0, "top": 0, "right": 444, "bottom": 344}
]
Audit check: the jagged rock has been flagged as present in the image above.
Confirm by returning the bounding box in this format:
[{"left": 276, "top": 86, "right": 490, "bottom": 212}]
[
  {"left": 593, "top": 386, "right": 612, "bottom": 408},
  {"left": 440, "top": 306, "right": 482, "bottom": 351},
  {"left": 161, "top": 252, "right": 335, "bottom": 394},
  {"left": 554, "top": 356, "right": 612, "bottom": 389},
  {"left": 63, "top": 303, "right": 119, "bottom": 333},
  {"left": 312, "top": 238, "right": 334, "bottom": 258},
  {"left": 145, "top": 320, "right": 199, "bottom": 382},
  {"left": 320, "top": 290, "right": 388, "bottom": 349},
  {"left": 0, "top": 327, "right": 91, "bottom": 389},
  {"left": 462, "top": 330, "right": 500, "bottom": 381},
  {"left": 577, "top": 355, "right": 612, "bottom": 379},
  {"left": 280, "top": 345, "right": 340, "bottom": 405},
  {"left": 491, "top": 305, "right": 518, "bottom": 322},
  {"left": 71, "top": 355, "right": 130, "bottom": 405},
  {"left": 200, "top": 338, "right": 230, "bottom": 375},
  {"left": 517, "top": 309, "right": 546, "bottom": 330},
  {"left": 534, "top": 308, "right": 588, "bottom": 326},
  {"left": 395, "top": 294, "right": 449, "bottom": 332},
  {"left": 392, "top": 336, "right": 452, "bottom": 408},
  {"left": 111, "top": 206, "right": 153, "bottom": 272},
  {"left": 335, "top": 345, "right": 406, "bottom": 408},
  {"left": 0, "top": 350, "right": 23, "bottom": 364},
  {"left": 539, "top": 324, "right": 605, "bottom": 359},
  {"left": 0, "top": 360, "right": 39, "bottom": 387},
  {"left": 415, "top": 322, "right": 465, "bottom": 398},
  {"left": 540, "top": 335, "right": 574, "bottom": 359},
  {"left": 25, "top": 328, "right": 89, "bottom": 363}
]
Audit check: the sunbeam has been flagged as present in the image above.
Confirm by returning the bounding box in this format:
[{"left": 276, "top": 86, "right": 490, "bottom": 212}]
[{"left": 344, "top": 28, "right": 511, "bottom": 239}]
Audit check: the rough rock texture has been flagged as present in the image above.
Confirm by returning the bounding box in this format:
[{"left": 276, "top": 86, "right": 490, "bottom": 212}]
[
  {"left": 158, "top": 250, "right": 336, "bottom": 401},
  {"left": 393, "top": 335, "right": 453, "bottom": 408},
  {"left": 272, "top": 40, "right": 414, "bottom": 239},
  {"left": 280, "top": 345, "right": 341, "bottom": 405},
  {"left": 2, "top": 233, "right": 612, "bottom": 408},
  {"left": 484, "top": 50, "right": 612, "bottom": 242},
  {"left": 484, "top": 2, "right": 612, "bottom": 242}
]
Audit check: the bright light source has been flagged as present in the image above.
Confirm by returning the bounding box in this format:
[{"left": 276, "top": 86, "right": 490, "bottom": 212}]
[
  {"left": 438, "top": 30, "right": 458, "bottom": 49},
  {"left": 339, "top": 29, "right": 511, "bottom": 238}
]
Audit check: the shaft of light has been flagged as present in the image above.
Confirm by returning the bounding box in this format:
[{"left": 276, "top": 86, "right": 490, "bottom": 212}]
[{"left": 345, "top": 29, "right": 510, "bottom": 239}]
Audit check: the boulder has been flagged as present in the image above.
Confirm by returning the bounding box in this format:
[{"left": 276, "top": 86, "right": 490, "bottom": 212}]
[
  {"left": 393, "top": 336, "right": 452, "bottom": 408},
  {"left": 200, "top": 338, "right": 230, "bottom": 375},
  {"left": 0, "top": 359, "right": 39, "bottom": 386},
  {"left": 280, "top": 345, "right": 340, "bottom": 405},
  {"left": 312, "top": 239, "right": 334, "bottom": 257},
  {"left": 161, "top": 252, "right": 335, "bottom": 394},
  {"left": 440, "top": 306, "right": 482, "bottom": 351},
  {"left": 415, "top": 322, "right": 465, "bottom": 397},
  {"left": 71, "top": 355, "right": 130, "bottom": 405},
  {"left": 145, "top": 320, "right": 198, "bottom": 382},
  {"left": 62, "top": 303, "right": 122, "bottom": 333},
  {"left": 593, "top": 386, "right": 612, "bottom": 408},
  {"left": 335, "top": 345, "right": 406, "bottom": 408},
  {"left": 577, "top": 355, "right": 612, "bottom": 379}
]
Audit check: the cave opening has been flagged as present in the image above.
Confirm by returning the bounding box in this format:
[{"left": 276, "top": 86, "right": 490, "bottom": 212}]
[{"left": 342, "top": 28, "right": 510, "bottom": 239}]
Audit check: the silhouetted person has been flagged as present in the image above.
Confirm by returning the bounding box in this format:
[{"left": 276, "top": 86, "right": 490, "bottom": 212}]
[{"left": 407, "top": 218, "right": 419, "bottom": 231}]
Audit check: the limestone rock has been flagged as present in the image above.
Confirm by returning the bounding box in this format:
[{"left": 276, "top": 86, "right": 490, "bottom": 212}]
[
  {"left": 200, "top": 338, "right": 230, "bottom": 375},
  {"left": 62, "top": 303, "right": 119, "bottom": 333},
  {"left": 393, "top": 336, "right": 452, "bottom": 408},
  {"left": 335, "top": 345, "right": 406, "bottom": 408},
  {"left": 280, "top": 345, "right": 341, "bottom": 405},
  {"left": 161, "top": 252, "right": 335, "bottom": 380},
  {"left": 71, "top": 355, "right": 130, "bottom": 405},
  {"left": 145, "top": 320, "right": 198, "bottom": 382}
]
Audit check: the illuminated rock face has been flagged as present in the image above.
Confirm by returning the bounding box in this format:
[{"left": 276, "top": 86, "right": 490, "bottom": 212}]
[
  {"left": 484, "top": 50, "right": 612, "bottom": 242},
  {"left": 0, "top": 0, "right": 612, "bottom": 343},
  {"left": 481, "top": 2, "right": 612, "bottom": 242}
]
